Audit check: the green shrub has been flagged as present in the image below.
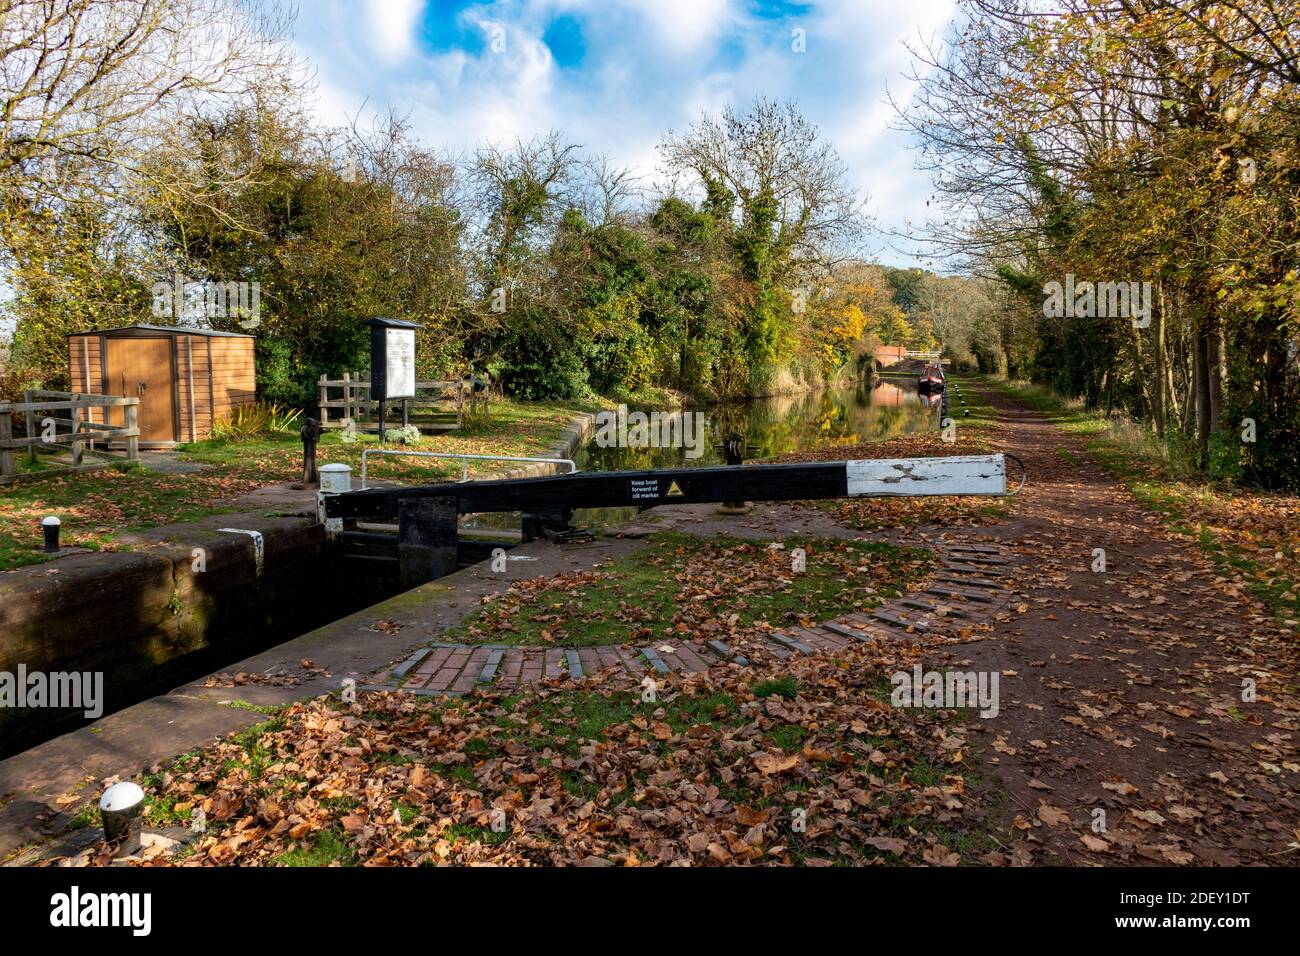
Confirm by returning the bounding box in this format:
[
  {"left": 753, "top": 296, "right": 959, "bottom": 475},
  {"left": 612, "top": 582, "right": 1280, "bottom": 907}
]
[
  {"left": 383, "top": 424, "right": 422, "bottom": 445},
  {"left": 210, "top": 401, "right": 302, "bottom": 440},
  {"left": 498, "top": 326, "right": 594, "bottom": 400}
]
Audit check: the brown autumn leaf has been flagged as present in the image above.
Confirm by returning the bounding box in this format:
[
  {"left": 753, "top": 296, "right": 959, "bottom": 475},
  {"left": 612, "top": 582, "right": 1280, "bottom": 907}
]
[
  {"left": 863, "top": 836, "right": 908, "bottom": 854},
  {"left": 754, "top": 752, "right": 800, "bottom": 775},
  {"left": 1037, "top": 802, "right": 1071, "bottom": 827},
  {"left": 1160, "top": 846, "right": 1195, "bottom": 865},
  {"left": 923, "top": 844, "right": 961, "bottom": 866},
  {"left": 1129, "top": 809, "right": 1166, "bottom": 827},
  {"left": 340, "top": 812, "right": 368, "bottom": 832}
]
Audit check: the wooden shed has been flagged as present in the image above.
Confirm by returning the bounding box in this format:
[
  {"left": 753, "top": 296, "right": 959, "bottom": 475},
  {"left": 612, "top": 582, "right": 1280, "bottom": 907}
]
[{"left": 67, "top": 325, "right": 256, "bottom": 446}]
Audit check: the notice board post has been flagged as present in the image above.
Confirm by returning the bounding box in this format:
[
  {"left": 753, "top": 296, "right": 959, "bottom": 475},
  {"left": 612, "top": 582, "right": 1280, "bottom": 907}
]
[{"left": 368, "top": 318, "right": 420, "bottom": 442}]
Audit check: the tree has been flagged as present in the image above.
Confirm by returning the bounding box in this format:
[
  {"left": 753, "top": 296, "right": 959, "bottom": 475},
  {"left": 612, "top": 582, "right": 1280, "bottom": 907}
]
[
  {"left": 0, "top": 0, "right": 302, "bottom": 392},
  {"left": 659, "top": 98, "right": 865, "bottom": 392},
  {"left": 895, "top": 0, "right": 1300, "bottom": 487},
  {"left": 140, "top": 109, "right": 467, "bottom": 405}
]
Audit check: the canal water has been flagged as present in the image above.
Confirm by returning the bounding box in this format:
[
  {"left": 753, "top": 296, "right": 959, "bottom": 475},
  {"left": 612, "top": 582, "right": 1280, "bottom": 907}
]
[
  {"left": 578, "top": 374, "right": 940, "bottom": 472},
  {"left": 465, "top": 373, "right": 941, "bottom": 533}
]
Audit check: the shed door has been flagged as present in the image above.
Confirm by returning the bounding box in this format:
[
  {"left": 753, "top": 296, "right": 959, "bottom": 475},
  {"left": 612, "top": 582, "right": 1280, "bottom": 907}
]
[{"left": 106, "top": 337, "right": 176, "bottom": 442}]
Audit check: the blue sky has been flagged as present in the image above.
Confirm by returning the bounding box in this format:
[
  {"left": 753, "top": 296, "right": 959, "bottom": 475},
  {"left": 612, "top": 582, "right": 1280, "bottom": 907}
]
[{"left": 292, "top": 0, "right": 962, "bottom": 269}]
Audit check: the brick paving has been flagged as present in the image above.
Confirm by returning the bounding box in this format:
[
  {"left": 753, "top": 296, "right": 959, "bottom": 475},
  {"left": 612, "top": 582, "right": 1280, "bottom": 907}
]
[{"left": 362, "top": 542, "right": 1017, "bottom": 697}]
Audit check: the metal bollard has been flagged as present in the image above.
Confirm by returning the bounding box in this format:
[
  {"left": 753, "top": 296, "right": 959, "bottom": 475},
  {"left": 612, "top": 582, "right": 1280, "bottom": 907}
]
[
  {"left": 300, "top": 417, "right": 323, "bottom": 486},
  {"left": 42, "top": 515, "right": 61, "bottom": 554},
  {"left": 319, "top": 462, "right": 352, "bottom": 495},
  {"left": 719, "top": 432, "right": 749, "bottom": 513},
  {"left": 723, "top": 432, "right": 745, "bottom": 466},
  {"left": 318, "top": 463, "right": 352, "bottom": 539},
  {"left": 100, "top": 781, "right": 145, "bottom": 855}
]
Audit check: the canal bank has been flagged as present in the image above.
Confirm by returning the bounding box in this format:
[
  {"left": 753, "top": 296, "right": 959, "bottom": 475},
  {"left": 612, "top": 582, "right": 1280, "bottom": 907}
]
[
  {"left": 2, "top": 482, "right": 1013, "bottom": 864},
  {"left": 10, "top": 377, "right": 1298, "bottom": 869},
  {"left": 0, "top": 527, "right": 648, "bottom": 860},
  {"left": 0, "top": 410, "right": 600, "bottom": 758},
  {"left": 0, "top": 378, "right": 942, "bottom": 757}
]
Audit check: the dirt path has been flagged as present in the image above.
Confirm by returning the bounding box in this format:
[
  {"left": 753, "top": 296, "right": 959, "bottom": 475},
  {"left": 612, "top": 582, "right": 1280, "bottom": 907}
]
[{"left": 941, "top": 380, "right": 1300, "bottom": 865}]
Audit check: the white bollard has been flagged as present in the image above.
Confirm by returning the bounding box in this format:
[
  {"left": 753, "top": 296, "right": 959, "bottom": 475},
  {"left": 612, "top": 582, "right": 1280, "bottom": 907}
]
[
  {"left": 100, "top": 781, "right": 145, "bottom": 855},
  {"left": 317, "top": 463, "right": 352, "bottom": 539},
  {"left": 319, "top": 462, "right": 352, "bottom": 495},
  {"left": 42, "top": 515, "right": 61, "bottom": 554}
]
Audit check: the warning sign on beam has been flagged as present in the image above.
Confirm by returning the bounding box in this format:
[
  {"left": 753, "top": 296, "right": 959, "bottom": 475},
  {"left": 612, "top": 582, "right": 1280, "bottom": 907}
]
[{"left": 629, "top": 478, "right": 660, "bottom": 501}]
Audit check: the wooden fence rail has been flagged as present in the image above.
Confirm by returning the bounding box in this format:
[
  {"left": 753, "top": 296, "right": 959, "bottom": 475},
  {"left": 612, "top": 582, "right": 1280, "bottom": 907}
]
[
  {"left": 0, "top": 392, "right": 140, "bottom": 485},
  {"left": 317, "top": 374, "right": 491, "bottom": 433}
]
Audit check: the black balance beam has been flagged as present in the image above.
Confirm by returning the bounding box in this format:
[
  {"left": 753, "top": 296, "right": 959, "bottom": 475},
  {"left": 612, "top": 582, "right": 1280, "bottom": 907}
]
[{"left": 324, "top": 455, "right": 1007, "bottom": 523}]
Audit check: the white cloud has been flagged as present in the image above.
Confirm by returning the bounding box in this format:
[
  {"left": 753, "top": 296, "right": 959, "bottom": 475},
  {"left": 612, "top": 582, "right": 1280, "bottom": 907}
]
[
  {"left": 624, "top": 0, "right": 730, "bottom": 57},
  {"left": 365, "top": 0, "right": 424, "bottom": 61},
  {"left": 289, "top": 0, "right": 963, "bottom": 265}
]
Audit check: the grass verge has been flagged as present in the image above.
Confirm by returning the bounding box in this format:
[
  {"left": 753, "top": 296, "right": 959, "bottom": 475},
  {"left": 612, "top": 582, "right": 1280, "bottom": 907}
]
[
  {"left": 82, "top": 647, "right": 1007, "bottom": 867},
  {"left": 452, "top": 531, "right": 935, "bottom": 647}
]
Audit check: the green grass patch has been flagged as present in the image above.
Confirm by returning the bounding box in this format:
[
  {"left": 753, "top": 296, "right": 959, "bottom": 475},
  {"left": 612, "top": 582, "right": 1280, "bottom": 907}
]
[
  {"left": 752, "top": 676, "right": 799, "bottom": 700},
  {"left": 451, "top": 531, "right": 933, "bottom": 647},
  {"left": 272, "top": 828, "right": 360, "bottom": 867},
  {"left": 140, "top": 666, "right": 1004, "bottom": 867}
]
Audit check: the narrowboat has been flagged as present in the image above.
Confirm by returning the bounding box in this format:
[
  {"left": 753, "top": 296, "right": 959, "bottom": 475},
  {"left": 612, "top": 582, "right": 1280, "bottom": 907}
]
[{"left": 917, "top": 364, "right": 946, "bottom": 394}]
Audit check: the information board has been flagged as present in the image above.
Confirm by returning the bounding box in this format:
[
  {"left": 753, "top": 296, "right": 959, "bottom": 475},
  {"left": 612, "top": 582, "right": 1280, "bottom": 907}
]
[
  {"left": 368, "top": 317, "right": 420, "bottom": 402},
  {"left": 384, "top": 327, "right": 416, "bottom": 400}
]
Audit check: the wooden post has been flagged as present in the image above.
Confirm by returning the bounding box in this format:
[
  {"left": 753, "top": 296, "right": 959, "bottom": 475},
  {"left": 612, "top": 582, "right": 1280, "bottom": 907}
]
[
  {"left": 0, "top": 410, "right": 13, "bottom": 481},
  {"left": 124, "top": 402, "right": 139, "bottom": 462},
  {"left": 342, "top": 372, "right": 351, "bottom": 427},
  {"left": 23, "top": 390, "right": 35, "bottom": 463},
  {"left": 398, "top": 496, "right": 458, "bottom": 589},
  {"left": 70, "top": 401, "right": 83, "bottom": 468},
  {"left": 319, "top": 374, "right": 329, "bottom": 426}
]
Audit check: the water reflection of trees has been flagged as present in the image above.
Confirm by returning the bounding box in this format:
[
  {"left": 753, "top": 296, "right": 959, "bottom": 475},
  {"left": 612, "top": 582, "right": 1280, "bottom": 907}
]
[{"left": 580, "top": 384, "right": 936, "bottom": 470}]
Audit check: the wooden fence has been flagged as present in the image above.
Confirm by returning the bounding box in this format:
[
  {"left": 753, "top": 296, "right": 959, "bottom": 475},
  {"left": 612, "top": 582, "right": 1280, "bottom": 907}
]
[
  {"left": 0, "top": 391, "right": 140, "bottom": 485},
  {"left": 318, "top": 374, "right": 491, "bottom": 433}
]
